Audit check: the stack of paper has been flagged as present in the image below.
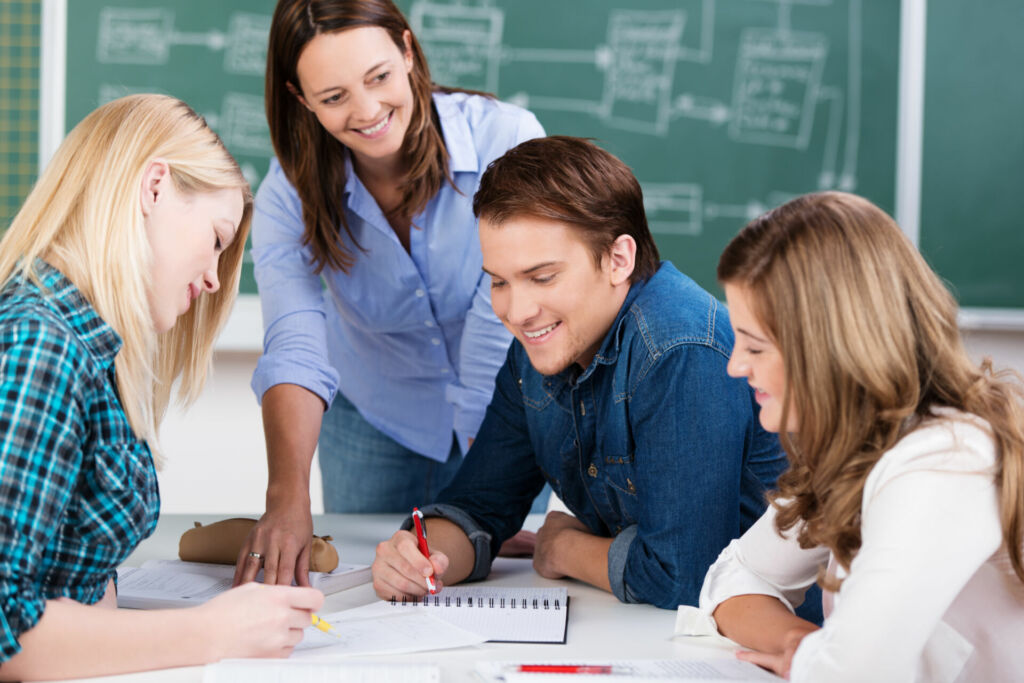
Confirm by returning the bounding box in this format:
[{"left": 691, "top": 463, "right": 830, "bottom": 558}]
[{"left": 116, "top": 559, "right": 371, "bottom": 609}]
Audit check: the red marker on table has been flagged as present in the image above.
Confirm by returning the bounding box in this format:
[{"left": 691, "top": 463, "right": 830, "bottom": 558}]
[
  {"left": 411, "top": 507, "right": 437, "bottom": 594},
  {"left": 514, "top": 665, "right": 626, "bottom": 674}
]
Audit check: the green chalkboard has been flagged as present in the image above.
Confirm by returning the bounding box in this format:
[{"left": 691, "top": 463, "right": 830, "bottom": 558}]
[
  {"left": 65, "top": 0, "right": 899, "bottom": 298},
  {"left": 1, "top": 1, "right": 41, "bottom": 229},
  {"left": 919, "top": 0, "right": 1024, "bottom": 310}
]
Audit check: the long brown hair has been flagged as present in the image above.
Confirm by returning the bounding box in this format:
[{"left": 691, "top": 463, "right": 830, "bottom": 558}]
[
  {"left": 267, "top": 0, "right": 467, "bottom": 273},
  {"left": 718, "top": 191, "right": 1024, "bottom": 589}
]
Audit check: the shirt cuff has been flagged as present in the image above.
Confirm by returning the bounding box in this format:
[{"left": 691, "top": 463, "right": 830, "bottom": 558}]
[
  {"left": 0, "top": 590, "right": 44, "bottom": 662},
  {"left": 250, "top": 353, "right": 338, "bottom": 406},
  {"left": 607, "top": 523, "right": 638, "bottom": 603},
  {"left": 400, "top": 504, "right": 494, "bottom": 582},
  {"left": 698, "top": 538, "right": 799, "bottom": 618}
]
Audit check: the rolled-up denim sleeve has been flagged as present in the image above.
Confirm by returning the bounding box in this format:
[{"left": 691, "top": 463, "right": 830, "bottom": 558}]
[
  {"left": 610, "top": 344, "right": 776, "bottom": 609},
  {"left": 433, "top": 347, "right": 546, "bottom": 578},
  {"left": 400, "top": 504, "right": 495, "bottom": 582},
  {"left": 250, "top": 160, "right": 340, "bottom": 405}
]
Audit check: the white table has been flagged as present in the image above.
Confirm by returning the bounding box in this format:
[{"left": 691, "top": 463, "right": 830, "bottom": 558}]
[{"left": 42, "top": 514, "right": 741, "bottom": 682}]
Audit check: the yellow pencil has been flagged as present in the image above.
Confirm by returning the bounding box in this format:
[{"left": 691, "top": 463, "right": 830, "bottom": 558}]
[{"left": 311, "top": 613, "right": 341, "bottom": 638}]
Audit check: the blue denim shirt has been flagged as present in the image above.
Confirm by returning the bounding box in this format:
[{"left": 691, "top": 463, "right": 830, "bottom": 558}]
[{"left": 418, "top": 262, "right": 786, "bottom": 609}]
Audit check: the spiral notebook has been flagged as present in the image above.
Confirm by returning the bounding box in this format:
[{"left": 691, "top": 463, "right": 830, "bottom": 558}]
[{"left": 381, "top": 586, "right": 569, "bottom": 644}]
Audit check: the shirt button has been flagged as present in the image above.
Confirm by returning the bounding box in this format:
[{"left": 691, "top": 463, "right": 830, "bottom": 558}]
[
  {"left": 441, "top": 368, "right": 449, "bottom": 374},
  {"left": 432, "top": 338, "right": 441, "bottom": 346},
  {"left": 415, "top": 288, "right": 425, "bottom": 297},
  {"left": 424, "top": 320, "right": 434, "bottom": 328},
  {"left": 587, "top": 464, "right": 598, "bottom": 477}
]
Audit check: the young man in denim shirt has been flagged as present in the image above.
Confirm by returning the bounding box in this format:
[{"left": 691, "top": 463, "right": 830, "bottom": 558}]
[{"left": 372, "top": 137, "right": 801, "bottom": 612}]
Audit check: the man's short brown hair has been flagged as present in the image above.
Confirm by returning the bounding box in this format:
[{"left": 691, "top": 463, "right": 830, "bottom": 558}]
[{"left": 473, "top": 136, "right": 661, "bottom": 283}]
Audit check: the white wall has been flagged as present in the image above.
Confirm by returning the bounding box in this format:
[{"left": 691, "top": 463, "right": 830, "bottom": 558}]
[
  {"left": 157, "top": 350, "right": 324, "bottom": 515},
  {"left": 156, "top": 331, "right": 1024, "bottom": 514}
]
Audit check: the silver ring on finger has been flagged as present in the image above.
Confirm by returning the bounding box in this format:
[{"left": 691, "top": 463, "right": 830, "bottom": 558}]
[{"left": 248, "top": 551, "right": 264, "bottom": 560}]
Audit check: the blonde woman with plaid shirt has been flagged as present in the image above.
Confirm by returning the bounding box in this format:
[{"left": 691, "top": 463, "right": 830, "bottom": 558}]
[{"left": 0, "top": 95, "right": 322, "bottom": 681}]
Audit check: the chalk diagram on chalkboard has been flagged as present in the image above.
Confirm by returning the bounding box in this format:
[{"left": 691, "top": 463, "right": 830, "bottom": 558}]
[
  {"left": 93, "top": 7, "right": 271, "bottom": 185},
  {"left": 410, "top": 0, "right": 862, "bottom": 236},
  {"left": 78, "top": 0, "right": 865, "bottom": 242}
]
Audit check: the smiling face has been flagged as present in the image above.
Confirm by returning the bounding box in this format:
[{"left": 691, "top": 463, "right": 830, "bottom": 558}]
[
  {"left": 723, "top": 283, "right": 794, "bottom": 433},
  {"left": 292, "top": 26, "right": 414, "bottom": 172},
  {"left": 141, "top": 161, "right": 243, "bottom": 334},
  {"left": 481, "top": 215, "right": 634, "bottom": 376}
]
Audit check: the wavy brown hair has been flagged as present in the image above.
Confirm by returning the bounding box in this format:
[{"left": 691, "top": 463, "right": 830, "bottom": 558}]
[
  {"left": 267, "top": 0, "right": 480, "bottom": 273},
  {"left": 718, "top": 191, "right": 1024, "bottom": 590}
]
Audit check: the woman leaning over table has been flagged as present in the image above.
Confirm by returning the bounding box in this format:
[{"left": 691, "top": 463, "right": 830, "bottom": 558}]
[
  {"left": 695, "top": 191, "right": 1024, "bottom": 681},
  {"left": 235, "top": 0, "right": 544, "bottom": 586},
  {"left": 0, "top": 94, "right": 322, "bottom": 681}
]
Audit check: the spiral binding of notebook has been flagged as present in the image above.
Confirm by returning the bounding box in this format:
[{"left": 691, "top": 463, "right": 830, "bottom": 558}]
[
  {"left": 384, "top": 586, "right": 569, "bottom": 643},
  {"left": 390, "top": 594, "right": 563, "bottom": 611}
]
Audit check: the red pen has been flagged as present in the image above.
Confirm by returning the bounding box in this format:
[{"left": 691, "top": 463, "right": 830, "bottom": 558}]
[
  {"left": 411, "top": 507, "right": 437, "bottom": 594},
  {"left": 514, "top": 665, "right": 626, "bottom": 674}
]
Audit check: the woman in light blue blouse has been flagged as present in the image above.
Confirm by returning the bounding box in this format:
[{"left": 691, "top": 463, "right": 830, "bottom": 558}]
[
  {"left": 237, "top": 0, "right": 544, "bottom": 586},
  {"left": 0, "top": 94, "right": 322, "bottom": 679}
]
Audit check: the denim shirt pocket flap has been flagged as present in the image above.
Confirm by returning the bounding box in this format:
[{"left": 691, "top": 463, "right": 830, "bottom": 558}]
[
  {"left": 602, "top": 454, "right": 638, "bottom": 496},
  {"left": 521, "top": 375, "right": 565, "bottom": 412},
  {"left": 600, "top": 455, "right": 639, "bottom": 529}
]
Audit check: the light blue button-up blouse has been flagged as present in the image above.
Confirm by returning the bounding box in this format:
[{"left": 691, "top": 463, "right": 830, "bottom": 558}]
[{"left": 250, "top": 92, "right": 544, "bottom": 460}]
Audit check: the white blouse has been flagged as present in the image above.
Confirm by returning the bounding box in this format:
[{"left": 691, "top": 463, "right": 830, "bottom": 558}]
[{"left": 697, "top": 412, "right": 1024, "bottom": 682}]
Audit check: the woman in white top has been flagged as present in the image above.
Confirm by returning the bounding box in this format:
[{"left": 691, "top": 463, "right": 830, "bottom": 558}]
[{"left": 700, "top": 191, "right": 1024, "bottom": 682}]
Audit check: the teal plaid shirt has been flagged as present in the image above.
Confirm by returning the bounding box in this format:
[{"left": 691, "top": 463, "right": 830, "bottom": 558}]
[{"left": 0, "top": 261, "right": 159, "bottom": 661}]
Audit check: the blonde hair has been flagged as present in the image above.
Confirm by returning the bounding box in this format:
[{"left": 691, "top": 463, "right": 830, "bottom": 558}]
[
  {"left": 718, "top": 191, "right": 1024, "bottom": 589},
  {"left": 0, "top": 94, "right": 252, "bottom": 462}
]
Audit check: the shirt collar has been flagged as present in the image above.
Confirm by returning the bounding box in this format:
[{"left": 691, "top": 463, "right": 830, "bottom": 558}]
[
  {"left": 25, "top": 260, "right": 122, "bottom": 365},
  {"left": 432, "top": 93, "right": 479, "bottom": 174},
  {"left": 573, "top": 269, "right": 653, "bottom": 383}
]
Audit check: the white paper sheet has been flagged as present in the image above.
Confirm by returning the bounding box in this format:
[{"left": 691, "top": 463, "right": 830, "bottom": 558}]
[
  {"left": 204, "top": 660, "right": 440, "bottom": 683},
  {"left": 116, "top": 557, "right": 371, "bottom": 609},
  {"left": 292, "top": 608, "right": 485, "bottom": 658}
]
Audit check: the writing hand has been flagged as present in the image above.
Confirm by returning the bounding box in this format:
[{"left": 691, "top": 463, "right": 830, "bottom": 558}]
[
  {"left": 372, "top": 529, "right": 449, "bottom": 600},
  {"left": 199, "top": 583, "right": 323, "bottom": 660}
]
